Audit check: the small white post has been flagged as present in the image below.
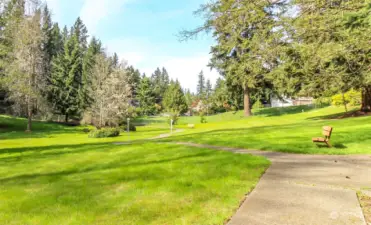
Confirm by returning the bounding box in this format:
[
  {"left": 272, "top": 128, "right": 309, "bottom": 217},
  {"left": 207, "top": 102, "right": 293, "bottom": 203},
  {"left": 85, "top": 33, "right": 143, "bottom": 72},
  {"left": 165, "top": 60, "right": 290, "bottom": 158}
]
[
  {"left": 170, "top": 119, "right": 173, "bottom": 134},
  {"left": 127, "top": 118, "right": 130, "bottom": 141}
]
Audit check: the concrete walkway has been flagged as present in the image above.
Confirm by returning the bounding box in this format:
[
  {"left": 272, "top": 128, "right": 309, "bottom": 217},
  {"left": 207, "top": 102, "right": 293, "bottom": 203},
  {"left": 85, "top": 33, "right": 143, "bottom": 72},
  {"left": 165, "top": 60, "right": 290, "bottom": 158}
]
[{"left": 177, "top": 142, "right": 371, "bottom": 225}]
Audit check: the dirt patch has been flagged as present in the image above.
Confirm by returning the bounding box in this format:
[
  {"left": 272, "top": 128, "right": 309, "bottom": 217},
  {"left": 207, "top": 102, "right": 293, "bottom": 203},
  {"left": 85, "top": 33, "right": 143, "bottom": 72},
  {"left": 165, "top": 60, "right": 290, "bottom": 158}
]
[{"left": 358, "top": 191, "right": 371, "bottom": 224}]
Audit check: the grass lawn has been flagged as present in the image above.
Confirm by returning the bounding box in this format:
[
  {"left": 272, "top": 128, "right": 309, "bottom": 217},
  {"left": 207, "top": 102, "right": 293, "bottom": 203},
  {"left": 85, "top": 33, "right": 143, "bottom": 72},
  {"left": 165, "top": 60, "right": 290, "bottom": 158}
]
[
  {"left": 1, "top": 105, "right": 371, "bottom": 224},
  {"left": 0, "top": 116, "right": 269, "bottom": 225},
  {"left": 158, "top": 106, "right": 371, "bottom": 155}
]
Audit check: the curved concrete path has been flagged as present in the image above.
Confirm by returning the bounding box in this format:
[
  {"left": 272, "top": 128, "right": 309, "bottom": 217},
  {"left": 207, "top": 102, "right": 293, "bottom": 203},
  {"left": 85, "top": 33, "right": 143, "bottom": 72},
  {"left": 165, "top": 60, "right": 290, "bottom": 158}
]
[{"left": 177, "top": 142, "right": 371, "bottom": 225}]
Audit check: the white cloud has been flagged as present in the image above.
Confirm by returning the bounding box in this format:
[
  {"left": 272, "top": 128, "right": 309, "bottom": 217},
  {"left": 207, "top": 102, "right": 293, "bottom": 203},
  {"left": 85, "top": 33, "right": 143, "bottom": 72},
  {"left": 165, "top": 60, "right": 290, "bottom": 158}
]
[{"left": 80, "top": 0, "right": 130, "bottom": 35}]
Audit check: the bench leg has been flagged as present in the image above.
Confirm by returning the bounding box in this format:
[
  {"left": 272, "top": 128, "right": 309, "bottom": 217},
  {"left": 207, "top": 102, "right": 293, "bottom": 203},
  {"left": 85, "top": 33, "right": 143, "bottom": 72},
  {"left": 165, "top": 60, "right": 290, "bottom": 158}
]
[{"left": 326, "top": 141, "right": 332, "bottom": 148}]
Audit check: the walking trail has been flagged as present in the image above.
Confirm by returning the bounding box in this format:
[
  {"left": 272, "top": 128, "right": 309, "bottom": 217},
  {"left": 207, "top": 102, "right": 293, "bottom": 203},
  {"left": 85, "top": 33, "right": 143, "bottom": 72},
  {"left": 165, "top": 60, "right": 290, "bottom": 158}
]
[{"left": 177, "top": 142, "right": 371, "bottom": 225}]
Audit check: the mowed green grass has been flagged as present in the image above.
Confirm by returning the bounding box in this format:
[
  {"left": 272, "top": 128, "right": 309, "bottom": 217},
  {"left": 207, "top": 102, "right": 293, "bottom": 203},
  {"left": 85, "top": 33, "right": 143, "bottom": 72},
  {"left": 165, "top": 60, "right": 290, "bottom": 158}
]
[
  {"left": 0, "top": 116, "right": 169, "bottom": 149},
  {"left": 162, "top": 106, "right": 371, "bottom": 155},
  {"left": 0, "top": 116, "right": 269, "bottom": 225}
]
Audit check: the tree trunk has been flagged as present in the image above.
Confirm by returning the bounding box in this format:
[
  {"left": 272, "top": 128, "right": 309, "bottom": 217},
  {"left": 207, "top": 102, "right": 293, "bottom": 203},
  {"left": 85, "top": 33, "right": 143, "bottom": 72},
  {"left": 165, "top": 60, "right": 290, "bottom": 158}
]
[
  {"left": 361, "top": 86, "right": 371, "bottom": 112},
  {"left": 65, "top": 114, "right": 69, "bottom": 123},
  {"left": 26, "top": 96, "right": 32, "bottom": 132},
  {"left": 342, "top": 93, "right": 348, "bottom": 112},
  {"left": 243, "top": 86, "right": 252, "bottom": 117}
]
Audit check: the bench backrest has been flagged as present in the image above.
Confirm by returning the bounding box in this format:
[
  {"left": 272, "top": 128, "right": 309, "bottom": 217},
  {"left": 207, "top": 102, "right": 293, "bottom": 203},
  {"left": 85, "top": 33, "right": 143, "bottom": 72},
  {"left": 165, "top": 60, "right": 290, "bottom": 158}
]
[{"left": 322, "top": 126, "right": 333, "bottom": 140}]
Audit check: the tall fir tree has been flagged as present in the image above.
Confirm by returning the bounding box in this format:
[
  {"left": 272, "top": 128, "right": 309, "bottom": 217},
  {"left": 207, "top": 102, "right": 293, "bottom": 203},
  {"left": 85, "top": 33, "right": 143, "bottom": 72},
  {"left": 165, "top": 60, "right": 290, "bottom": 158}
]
[
  {"left": 151, "top": 67, "right": 170, "bottom": 106},
  {"left": 183, "top": 0, "right": 282, "bottom": 116},
  {"left": 196, "top": 70, "right": 206, "bottom": 98},
  {"left": 126, "top": 65, "right": 141, "bottom": 98},
  {"left": 50, "top": 23, "right": 63, "bottom": 56},
  {"left": 81, "top": 36, "right": 102, "bottom": 109},
  {"left": 111, "top": 52, "right": 119, "bottom": 69},
  {"left": 41, "top": 5, "right": 54, "bottom": 93},
  {"left": 206, "top": 79, "right": 212, "bottom": 100},
  {"left": 151, "top": 67, "right": 163, "bottom": 103},
  {"left": 163, "top": 80, "right": 188, "bottom": 114},
  {"left": 71, "top": 17, "right": 88, "bottom": 51},
  {"left": 61, "top": 25, "right": 69, "bottom": 43},
  {"left": 161, "top": 67, "right": 170, "bottom": 87},
  {"left": 137, "top": 76, "right": 156, "bottom": 115},
  {"left": 285, "top": 0, "right": 371, "bottom": 112},
  {"left": 50, "top": 32, "right": 83, "bottom": 122}
]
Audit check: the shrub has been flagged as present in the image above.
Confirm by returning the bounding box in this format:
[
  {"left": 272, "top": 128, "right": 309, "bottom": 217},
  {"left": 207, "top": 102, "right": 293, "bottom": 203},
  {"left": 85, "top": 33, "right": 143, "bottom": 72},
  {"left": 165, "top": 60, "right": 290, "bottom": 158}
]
[
  {"left": 331, "top": 90, "right": 362, "bottom": 107},
  {"left": 167, "top": 113, "right": 179, "bottom": 125},
  {"left": 200, "top": 112, "right": 207, "bottom": 123},
  {"left": 121, "top": 123, "right": 136, "bottom": 132},
  {"left": 82, "top": 128, "right": 91, "bottom": 133},
  {"left": 252, "top": 99, "right": 264, "bottom": 110},
  {"left": 119, "top": 119, "right": 137, "bottom": 132},
  {"left": 347, "top": 89, "right": 362, "bottom": 106},
  {"left": 314, "top": 97, "right": 331, "bottom": 108},
  {"left": 88, "top": 128, "right": 120, "bottom": 138},
  {"left": 200, "top": 115, "right": 207, "bottom": 123}
]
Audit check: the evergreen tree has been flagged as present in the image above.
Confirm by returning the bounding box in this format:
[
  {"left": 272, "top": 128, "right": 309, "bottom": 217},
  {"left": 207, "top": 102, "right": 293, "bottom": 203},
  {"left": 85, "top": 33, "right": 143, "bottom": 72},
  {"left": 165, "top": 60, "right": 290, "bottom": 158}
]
[
  {"left": 212, "top": 78, "right": 229, "bottom": 112},
  {"left": 163, "top": 80, "right": 188, "bottom": 114},
  {"left": 81, "top": 36, "right": 102, "bottom": 109},
  {"left": 41, "top": 5, "right": 53, "bottom": 70},
  {"left": 151, "top": 67, "right": 163, "bottom": 103},
  {"left": 196, "top": 71, "right": 206, "bottom": 98},
  {"left": 205, "top": 79, "right": 213, "bottom": 115},
  {"left": 50, "top": 23, "right": 63, "bottom": 56},
  {"left": 206, "top": 79, "right": 212, "bottom": 100},
  {"left": 126, "top": 65, "right": 141, "bottom": 97},
  {"left": 184, "top": 89, "right": 194, "bottom": 115},
  {"left": 61, "top": 25, "right": 69, "bottom": 43},
  {"left": 71, "top": 17, "right": 88, "bottom": 51},
  {"left": 50, "top": 33, "right": 83, "bottom": 122},
  {"left": 183, "top": 1, "right": 282, "bottom": 116},
  {"left": 280, "top": 0, "right": 371, "bottom": 112},
  {"left": 111, "top": 52, "right": 119, "bottom": 69},
  {"left": 161, "top": 67, "right": 170, "bottom": 86},
  {"left": 151, "top": 67, "right": 170, "bottom": 106},
  {"left": 137, "top": 76, "right": 156, "bottom": 115}
]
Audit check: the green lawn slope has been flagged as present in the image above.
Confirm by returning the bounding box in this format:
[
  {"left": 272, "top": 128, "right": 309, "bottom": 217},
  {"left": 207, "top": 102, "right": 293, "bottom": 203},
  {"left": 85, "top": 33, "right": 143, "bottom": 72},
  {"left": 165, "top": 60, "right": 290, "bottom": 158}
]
[
  {"left": 0, "top": 115, "right": 269, "bottom": 225},
  {"left": 166, "top": 106, "right": 371, "bottom": 155}
]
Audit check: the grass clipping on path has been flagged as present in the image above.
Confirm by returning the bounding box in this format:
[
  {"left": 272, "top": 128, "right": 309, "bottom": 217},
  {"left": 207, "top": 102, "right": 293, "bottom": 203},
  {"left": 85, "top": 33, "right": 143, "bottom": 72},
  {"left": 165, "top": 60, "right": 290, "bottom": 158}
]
[
  {"left": 358, "top": 191, "right": 371, "bottom": 224},
  {"left": 0, "top": 143, "right": 270, "bottom": 225}
]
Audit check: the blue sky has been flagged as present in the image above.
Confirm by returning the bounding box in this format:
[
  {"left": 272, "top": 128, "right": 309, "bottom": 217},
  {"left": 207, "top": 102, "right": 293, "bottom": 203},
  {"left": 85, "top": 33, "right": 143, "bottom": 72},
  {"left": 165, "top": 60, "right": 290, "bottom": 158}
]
[{"left": 45, "top": 0, "right": 219, "bottom": 92}]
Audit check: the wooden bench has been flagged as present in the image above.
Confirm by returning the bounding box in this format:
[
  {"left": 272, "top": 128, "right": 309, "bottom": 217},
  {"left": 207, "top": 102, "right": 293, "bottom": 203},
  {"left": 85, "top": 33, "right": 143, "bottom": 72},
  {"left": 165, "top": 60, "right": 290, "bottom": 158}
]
[{"left": 312, "top": 126, "right": 333, "bottom": 148}]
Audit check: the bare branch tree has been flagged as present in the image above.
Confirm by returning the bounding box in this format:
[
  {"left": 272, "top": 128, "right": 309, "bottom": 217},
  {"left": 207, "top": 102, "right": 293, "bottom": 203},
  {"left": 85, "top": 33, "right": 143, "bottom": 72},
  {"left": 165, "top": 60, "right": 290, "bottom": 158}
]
[
  {"left": 4, "top": 0, "right": 44, "bottom": 131},
  {"left": 85, "top": 53, "right": 132, "bottom": 128}
]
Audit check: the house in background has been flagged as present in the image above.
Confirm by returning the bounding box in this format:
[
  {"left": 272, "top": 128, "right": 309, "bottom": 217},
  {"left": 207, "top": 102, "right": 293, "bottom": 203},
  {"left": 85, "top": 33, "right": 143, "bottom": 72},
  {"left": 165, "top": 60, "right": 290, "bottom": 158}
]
[{"left": 270, "top": 95, "right": 314, "bottom": 108}]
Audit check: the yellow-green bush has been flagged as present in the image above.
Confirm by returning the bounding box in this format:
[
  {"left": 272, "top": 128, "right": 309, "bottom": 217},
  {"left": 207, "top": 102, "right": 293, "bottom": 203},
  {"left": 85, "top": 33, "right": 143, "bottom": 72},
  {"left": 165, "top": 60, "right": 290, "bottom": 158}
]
[
  {"left": 252, "top": 99, "right": 264, "bottom": 109},
  {"left": 331, "top": 90, "right": 361, "bottom": 107}
]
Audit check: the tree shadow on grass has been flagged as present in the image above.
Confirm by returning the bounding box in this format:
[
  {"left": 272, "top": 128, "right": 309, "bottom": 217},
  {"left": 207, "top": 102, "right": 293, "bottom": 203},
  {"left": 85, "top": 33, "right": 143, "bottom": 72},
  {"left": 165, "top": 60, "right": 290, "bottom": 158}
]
[
  {"left": 0, "top": 139, "right": 152, "bottom": 158},
  {"left": 314, "top": 143, "right": 348, "bottom": 149},
  {"left": 160, "top": 124, "right": 367, "bottom": 154},
  {"left": 253, "top": 105, "right": 319, "bottom": 117},
  {"left": 0, "top": 116, "right": 86, "bottom": 140},
  {"left": 306, "top": 109, "right": 371, "bottom": 121},
  {"left": 0, "top": 149, "right": 215, "bottom": 185},
  {"left": 0, "top": 141, "right": 269, "bottom": 225}
]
